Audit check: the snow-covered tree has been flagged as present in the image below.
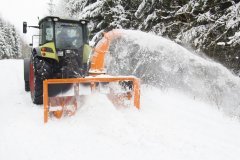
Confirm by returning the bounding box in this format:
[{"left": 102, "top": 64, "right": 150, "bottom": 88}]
[
  {"left": 48, "top": 0, "right": 56, "bottom": 16},
  {"left": 57, "top": 0, "right": 141, "bottom": 39},
  {"left": 134, "top": 0, "right": 240, "bottom": 72},
  {"left": 0, "top": 29, "right": 8, "bottom": 58},
  {"left": 0, "top": 17, "right": 22, "bottom": 59}
]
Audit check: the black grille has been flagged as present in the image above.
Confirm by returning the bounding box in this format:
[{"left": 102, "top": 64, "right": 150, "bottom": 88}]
[{"left": 57, "top": 49, "right": 84, "bottom": 78}]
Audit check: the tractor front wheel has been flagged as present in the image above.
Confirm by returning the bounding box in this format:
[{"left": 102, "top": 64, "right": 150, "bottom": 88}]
[{"left": 29, "top": 56, "right": 52, "bottom": 104}]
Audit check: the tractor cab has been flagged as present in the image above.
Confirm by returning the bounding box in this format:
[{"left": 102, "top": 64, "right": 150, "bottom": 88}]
[
  {"left": 23, "top": 16, "right": 91, "bottom": 78},
  {"left": 38, "top": 16, "right": 88, "bottom": 51}
]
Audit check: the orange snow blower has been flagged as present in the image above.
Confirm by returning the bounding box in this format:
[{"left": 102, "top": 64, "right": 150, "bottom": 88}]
[{"left": 23, "top": 17, "right": 140, "bottom": 123}]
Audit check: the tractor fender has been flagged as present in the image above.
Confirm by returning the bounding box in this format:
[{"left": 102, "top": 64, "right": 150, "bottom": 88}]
[
  {"left": 24, "top": 58, "right": 30, "bottom": 81},
  {"left": 33, "top": 44, "right": 59, "bottom": 62}
]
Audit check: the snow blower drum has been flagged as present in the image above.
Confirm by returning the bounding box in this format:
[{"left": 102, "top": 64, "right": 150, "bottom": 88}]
[{"left": 43, "top": 76, "right": 140, "bottom": 123}]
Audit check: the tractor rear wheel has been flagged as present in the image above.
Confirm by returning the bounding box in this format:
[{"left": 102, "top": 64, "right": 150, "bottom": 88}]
[{"left": 29, "top": 56, "right": 52, "bottom": 104}]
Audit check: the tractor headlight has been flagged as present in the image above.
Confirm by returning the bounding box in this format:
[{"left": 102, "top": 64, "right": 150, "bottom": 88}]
[
  {"left": 66, "top": 50, "right": 71, "bottom": 54},
  {"left": 57, "top": 51, "right": 64, "bottom": 56}
]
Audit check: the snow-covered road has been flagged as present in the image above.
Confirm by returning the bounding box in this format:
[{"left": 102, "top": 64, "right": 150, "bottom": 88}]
[{"left": 0, "top": 59, "right": 240, "bottom": 160}]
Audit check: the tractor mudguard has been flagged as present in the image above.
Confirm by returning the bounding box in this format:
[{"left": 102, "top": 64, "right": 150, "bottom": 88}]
[
  {"left": 40, "top": 42, "right": 59, "bottom": 61},
  {"left": 33, "top": 42, "right": 59, "bottom": 62},
  {"left": 24, "top": 58, "right": 30, "bottom": 81}
]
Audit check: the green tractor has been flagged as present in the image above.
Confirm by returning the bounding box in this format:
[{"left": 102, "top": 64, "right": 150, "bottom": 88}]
[{"left": 23, "top": 16, "right": 91, "bottom": 104}]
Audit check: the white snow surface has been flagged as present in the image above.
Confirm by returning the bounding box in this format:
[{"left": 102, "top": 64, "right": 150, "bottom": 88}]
[
  {"left": 1, "top": 61, "right": 240, "bottom": 160},
  {"left": 1, "top": 31, "right": 240, "bottom": 159}
]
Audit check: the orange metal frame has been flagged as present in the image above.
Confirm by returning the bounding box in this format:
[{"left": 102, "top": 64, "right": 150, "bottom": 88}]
[{"left": 43, "top": 76, "right": 140, "bottom": 123}]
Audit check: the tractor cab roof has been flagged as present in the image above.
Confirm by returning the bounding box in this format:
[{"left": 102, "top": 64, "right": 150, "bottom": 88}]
[{"left": 38, "top": 16, "right": 89, "bottom": 25}]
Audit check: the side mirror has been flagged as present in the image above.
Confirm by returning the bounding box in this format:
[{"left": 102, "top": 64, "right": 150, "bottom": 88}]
[{"left": 23, "top": 22, "right": 27, "bottom": 33}]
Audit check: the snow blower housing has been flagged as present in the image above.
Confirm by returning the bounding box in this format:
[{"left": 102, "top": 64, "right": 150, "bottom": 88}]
[{"left": 23, "top": 16, "right": 140, "bottom": 123}]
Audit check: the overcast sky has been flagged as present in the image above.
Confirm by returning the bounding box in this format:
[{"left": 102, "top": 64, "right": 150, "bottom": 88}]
[{"left": 0, "top": 0, "right": 50, "bottom": 42}]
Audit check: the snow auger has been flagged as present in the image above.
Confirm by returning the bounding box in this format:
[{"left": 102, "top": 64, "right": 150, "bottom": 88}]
[{"left": 23, "top": 16, "right": 140, "bottom": 123}]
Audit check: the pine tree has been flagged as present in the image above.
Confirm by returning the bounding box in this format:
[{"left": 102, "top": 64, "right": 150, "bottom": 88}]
[
  {"left": 0, "top": 16, "right": 22, "bottom": 59},
  {"left": 0, "top": 29, "right": 8, "bottom": 59},
  {"left": 58, "top": 0, "right": 141, "bottom": 39},
  {"left": 48, "top": 0, "right": 56, "bottom": 16}
]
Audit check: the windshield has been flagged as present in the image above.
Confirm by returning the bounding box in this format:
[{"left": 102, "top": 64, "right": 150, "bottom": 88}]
[
  {"left": 55, "top": 22, "right": 83, "bottom": 49},
  {"left": 40, "top": 21, "right": 54, "bottom": 44}
]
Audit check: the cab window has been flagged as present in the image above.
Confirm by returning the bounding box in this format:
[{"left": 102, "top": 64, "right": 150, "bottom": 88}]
[
  {"left": 55, "top": 22, "right": 83, "bottom": 49},
  {"left": 42, "top": 21, "right": 53, "bottom": 44}
]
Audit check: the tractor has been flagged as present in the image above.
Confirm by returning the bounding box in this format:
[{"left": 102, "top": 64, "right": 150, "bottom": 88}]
[{"left": 23, "top": 16, "right": 140, "bottom": 123}]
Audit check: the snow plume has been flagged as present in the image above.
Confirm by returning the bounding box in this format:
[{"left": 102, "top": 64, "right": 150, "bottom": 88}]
[{"left": 105, "top": 30, "right": 240, "bottom": 117}]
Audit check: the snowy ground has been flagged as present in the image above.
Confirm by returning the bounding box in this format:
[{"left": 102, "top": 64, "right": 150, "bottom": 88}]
[{"left": 1, "top": 59, "right": 240, "bottom": 160}]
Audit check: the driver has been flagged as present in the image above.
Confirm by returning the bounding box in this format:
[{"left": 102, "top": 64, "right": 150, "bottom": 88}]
[{"left": 56, "top": 28, "right": 73, "bottom": 48}]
